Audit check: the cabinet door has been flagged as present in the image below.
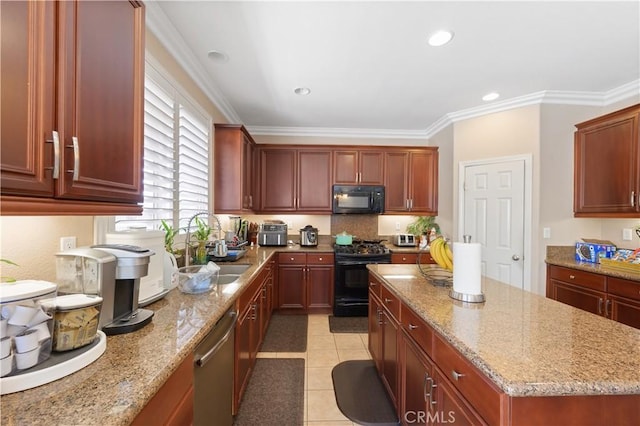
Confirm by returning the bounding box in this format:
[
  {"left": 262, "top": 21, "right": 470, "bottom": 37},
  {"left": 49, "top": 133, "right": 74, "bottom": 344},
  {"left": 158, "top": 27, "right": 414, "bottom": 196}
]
[
  {"left": 434, "top": 368, "right": 487, "bottom": 426},
  {"left": 243, "top": 137, "right": 255, "bottom": 210},
  {"left": 0, "top": 0, "right": 56, "bottom": 197},
  {"left": 359, "top": 150, "right": 385, "bottom": 184},
  {"left": 574, "top": 106, "right": 639, "bottom": 216},
  {"left": 214, "top": 125, "right": 245, "bottom": 213},
  {"left": 381, "top": 309, "right": 399, "bottom": 406},
  {"left": 334, "top": 150, "right": 359, "bottom": 184},
  {"left": 278, "top": 266, "right": 306, "bottom": 310},
  {"left": 368, "top": 292, "right": 383, "bottom": 370},
  {"left": 552, "top": 279, "right": 607, "bottom": 316},
  {"left": 57, "top": 1, "right": 144, "bottom": 203},
  {"left": 401, "top": 333, "right": 434, "bottom": 426},
  {"left": 408, "top": 150, "right": 438, "bottom": 214},
  {"left": 260, "top": 149, "right": 297, "bottom": 211},
  {"left": 298, "top": 150, "right": 333, "bottom": 212},
  {"left": 608, "top": 295, "right": 640, "bottom": 329},
  {"left": 385, "top": 152, "right": 410, "bottom": 212},
  {"left": 307, "top": 265, "right": 334, "bottom": 311}
]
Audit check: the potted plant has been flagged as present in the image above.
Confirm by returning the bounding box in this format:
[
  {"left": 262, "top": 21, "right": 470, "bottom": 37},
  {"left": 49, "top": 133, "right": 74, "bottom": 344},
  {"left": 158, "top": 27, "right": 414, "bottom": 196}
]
[
  {"left": 191, "top": 217, "right": 212, "bottom": 265},
  {"left": 160, "top": 220, "right": 186, "bottom": 268},
  {"left": 406, "top": 216, "right": 440, "bottom": 238}
]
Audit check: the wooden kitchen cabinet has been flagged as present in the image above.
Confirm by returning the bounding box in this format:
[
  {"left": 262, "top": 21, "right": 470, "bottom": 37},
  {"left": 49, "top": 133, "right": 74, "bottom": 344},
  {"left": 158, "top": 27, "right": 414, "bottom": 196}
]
[
  {"left": 1, "top": 0, "right": 145, "bottom": 215},
  {"left": 258, "top": 147, "right": 333, "bottom": 213},
  {"left": 574, "top": 104, "right": 640, "bottom": 217},
  {"left": 334, "top": 149, "right": 384, "bottom": 185},
  {"left": 214, "top": 124, "right": 257, "bottom": 213},
  {"left": 277, "top": 252, "right": 334, "bottom": 313},
  {"left": 385, "top": 148, "right": 439, "bottom": 215},
  {"left": 391, "top": 252, "right": 435, "bottom": 264},
  {"left": 546, "top": 264, "right": 640, "bottom": 329},
  {"left": 132, "top": 354, "right": 194, "bottom": 426}
]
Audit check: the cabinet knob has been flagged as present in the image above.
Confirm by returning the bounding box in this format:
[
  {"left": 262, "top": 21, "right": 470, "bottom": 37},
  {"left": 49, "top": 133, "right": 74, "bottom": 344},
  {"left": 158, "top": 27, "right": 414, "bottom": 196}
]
[
  {"left": 451, "top": 370, "right": 465, "bottom": 381},
  {"left": 384, "top": 298, "right": 393, "bottom": 303},
  {"left": 290, "top": 257, "right": 295, "bottom": 261},
  {"left": 319, "top": 257, "right": 323, "bottom": 261},
  {"left": 370, "top": 281, "right": 377, "bottom": 286},
  {"left": 408, "top": 324, "right": 418, "bottom": 330},
  {"left": 569, "top": 275, "right": 575, "bottom": 280},
  {"left": 402, "top": 257, "right": 407, "bottom": 261}
]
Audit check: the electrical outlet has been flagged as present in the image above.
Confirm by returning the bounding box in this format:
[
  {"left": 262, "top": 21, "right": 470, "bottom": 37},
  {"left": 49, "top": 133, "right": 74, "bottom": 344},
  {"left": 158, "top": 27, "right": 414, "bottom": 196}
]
[
  {"left": 622, "top": 228, "right": 633, "bottom": 241},
  {"left": 60, "top": 236, "right": 76, "bottom": 251},
  {"left": 395, "top": 222, "right": 401, "bottom": 231}
]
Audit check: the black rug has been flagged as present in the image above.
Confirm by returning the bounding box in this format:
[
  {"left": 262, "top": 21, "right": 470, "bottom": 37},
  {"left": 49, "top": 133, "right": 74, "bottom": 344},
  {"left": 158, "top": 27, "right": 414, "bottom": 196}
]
[
  {"left": 260, "top": 314, "right": 308, "bottom": 352},
  {"left": 332, "top": 360, "right": 399, "bottom": 426},
  {"left": 234, "top": 358, "right": 305, "bottom": 426},
  {"left": 329, "top": 315, "right": 368, "bottom": 333}
]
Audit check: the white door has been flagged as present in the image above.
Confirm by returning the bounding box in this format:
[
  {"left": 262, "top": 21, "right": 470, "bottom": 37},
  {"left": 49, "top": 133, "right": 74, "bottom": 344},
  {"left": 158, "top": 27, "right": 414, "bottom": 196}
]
[{"left": 462, "top": 159, "right": 525, "bottom": 289}]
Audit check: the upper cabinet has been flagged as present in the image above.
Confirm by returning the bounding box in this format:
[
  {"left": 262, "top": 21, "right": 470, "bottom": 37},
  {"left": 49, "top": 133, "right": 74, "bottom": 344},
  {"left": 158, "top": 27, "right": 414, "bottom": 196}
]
[
  {"left": 574, "top": 104, "right": 640, "bottom": 217},
  {"left": 333, "top": 149, "right": 384, "bottom": 185},
  {"left": 258, "top": 147, "right": 333, "bottom": 213},
  {"left": 1, "top": 0, "right": 145, "bottom": 215},
  {"left": 214, "top": 124, "right": 257, "bottom": 214},
  {"left": 385, "top": 148, "right": 438, "bottom": 215}
]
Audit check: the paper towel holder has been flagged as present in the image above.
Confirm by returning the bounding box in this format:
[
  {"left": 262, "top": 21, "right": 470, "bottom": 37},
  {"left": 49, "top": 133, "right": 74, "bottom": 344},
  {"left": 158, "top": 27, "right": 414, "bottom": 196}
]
[{"left": 449, "top": 235, "right": 485, "bottom": 303}]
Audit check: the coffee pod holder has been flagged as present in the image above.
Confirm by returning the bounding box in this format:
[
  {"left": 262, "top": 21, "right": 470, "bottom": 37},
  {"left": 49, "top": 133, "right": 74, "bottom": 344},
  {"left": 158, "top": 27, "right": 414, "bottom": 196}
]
[{"left": 449, "top": 235, "right": 485, "bottom": 303}]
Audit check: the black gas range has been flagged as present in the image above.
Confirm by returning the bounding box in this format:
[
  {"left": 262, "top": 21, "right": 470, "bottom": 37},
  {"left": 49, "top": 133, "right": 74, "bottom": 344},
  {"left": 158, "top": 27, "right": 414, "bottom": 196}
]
[{"left": 333, "top": 240, "right": 391, "bottom": 317}]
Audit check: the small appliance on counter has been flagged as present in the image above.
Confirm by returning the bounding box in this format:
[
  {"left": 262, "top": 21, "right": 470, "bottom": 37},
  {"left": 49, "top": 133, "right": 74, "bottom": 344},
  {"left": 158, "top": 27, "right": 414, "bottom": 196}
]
[
  {"left": 393, "top": 233, "right": 416, "bottom": 247},
  {"left": 257, "top": 220, "right": 288, "bottom": 246},
  {"left": 300, "top": 225, "right": 318, "bottom": 247}
]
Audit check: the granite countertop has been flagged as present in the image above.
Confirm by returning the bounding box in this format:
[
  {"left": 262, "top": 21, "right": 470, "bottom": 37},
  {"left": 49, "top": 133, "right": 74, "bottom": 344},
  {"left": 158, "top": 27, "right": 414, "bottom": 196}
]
[
  {"left": 368, "top": 263, "right": 640, "bottom": 397},
  {"left": 546, "top": 245, "right": 640, "bottom": 282},
  {"left": 0, "top": 244, "right": 333, "bottom": 426}
]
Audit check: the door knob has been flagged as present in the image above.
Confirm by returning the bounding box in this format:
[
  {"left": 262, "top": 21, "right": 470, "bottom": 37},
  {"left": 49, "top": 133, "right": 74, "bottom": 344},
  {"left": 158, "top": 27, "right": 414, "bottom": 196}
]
[{"left": 512, "top": 254, "right": 520, "bottom": 261}]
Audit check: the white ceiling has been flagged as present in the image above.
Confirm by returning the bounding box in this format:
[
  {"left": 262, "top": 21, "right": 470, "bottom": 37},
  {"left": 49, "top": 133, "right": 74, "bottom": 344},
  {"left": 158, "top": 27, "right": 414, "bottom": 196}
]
[{"left": 147, "top": 1, "right": 640, "bottom": 138}]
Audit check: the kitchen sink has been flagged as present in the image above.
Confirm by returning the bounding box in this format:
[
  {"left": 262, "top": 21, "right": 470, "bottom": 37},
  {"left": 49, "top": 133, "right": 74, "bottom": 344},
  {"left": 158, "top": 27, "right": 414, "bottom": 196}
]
[
  {"left": 217, "top": 264, "right": 251, "bottom": 275},
  {"left": 218, "top": 274, "right": 241, "bottom": 285}
]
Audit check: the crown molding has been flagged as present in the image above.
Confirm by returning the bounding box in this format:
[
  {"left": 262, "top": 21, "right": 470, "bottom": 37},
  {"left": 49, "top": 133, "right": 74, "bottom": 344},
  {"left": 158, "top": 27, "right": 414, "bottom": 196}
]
[
  {"left": 247, "top": 125, "right": 428, "bottom": 140},
  {"left": 145, "top": 2, "right": 241, "bottom": 124}
]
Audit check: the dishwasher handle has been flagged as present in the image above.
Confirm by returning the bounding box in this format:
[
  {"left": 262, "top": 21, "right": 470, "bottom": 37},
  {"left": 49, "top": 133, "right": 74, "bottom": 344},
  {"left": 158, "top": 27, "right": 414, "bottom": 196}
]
[{"left": 194, "top": 310, "right": 238, "bottom": 368}]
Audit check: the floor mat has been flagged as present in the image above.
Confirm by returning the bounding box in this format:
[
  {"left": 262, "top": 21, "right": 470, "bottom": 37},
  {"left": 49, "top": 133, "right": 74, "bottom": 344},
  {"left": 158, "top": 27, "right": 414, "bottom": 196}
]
[
  {"left": 329, "top": 315, "right": 368, "bottom": 333},
  {"left": 260, "top": 314, "right": 308, "bottom": 352},
  {"left": 234, "top": 358, "right": 305, "bottom": 426},
  {"left": 332, "top": 360, "right": 400, "bottom": 426}
]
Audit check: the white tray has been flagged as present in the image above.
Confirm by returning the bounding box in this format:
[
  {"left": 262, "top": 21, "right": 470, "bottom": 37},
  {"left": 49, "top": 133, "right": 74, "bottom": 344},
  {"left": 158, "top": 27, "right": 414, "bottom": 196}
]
[{"left": 0, "top": 330, "right": 107, "bottom": 395}]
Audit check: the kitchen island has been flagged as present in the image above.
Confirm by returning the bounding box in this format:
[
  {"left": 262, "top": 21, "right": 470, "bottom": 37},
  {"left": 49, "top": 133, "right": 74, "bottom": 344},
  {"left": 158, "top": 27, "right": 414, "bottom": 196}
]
[{"left": 368, "top": 263, "right": 640, "bottom": 424}]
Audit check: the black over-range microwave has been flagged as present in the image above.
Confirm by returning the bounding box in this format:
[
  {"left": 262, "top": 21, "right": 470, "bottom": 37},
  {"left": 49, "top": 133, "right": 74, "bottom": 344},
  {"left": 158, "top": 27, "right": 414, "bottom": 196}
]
[{"left": 332, "top": 185, "right": 385, "bottom": 214}]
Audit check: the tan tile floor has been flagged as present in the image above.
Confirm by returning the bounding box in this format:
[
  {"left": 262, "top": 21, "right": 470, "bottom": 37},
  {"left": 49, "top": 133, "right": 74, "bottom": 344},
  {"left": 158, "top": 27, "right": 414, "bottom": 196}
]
[{"left": 256, "top": 314, "right": 371, "bottom": 426}]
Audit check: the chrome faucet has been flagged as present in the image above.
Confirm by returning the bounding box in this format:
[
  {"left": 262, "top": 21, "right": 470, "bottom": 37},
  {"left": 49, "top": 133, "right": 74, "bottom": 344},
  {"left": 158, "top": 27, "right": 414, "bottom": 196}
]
[{"left": 184, "top": 211, "right": 223, "bottom": 267}]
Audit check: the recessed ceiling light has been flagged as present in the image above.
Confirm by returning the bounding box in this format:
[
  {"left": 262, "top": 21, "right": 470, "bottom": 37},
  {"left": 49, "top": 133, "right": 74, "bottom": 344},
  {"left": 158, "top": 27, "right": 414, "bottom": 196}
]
[
  {"left": 207, "top": 50, "right": 229, "bottom": 63},
  {"left": 294, "top": 87, "right": 311, "bottom": 96},
  {"left": 428, "top": 30, "right": 454, "bottom": 47},
  {"left": 482, "top": 92, "right": 500, "bottom": 101}
]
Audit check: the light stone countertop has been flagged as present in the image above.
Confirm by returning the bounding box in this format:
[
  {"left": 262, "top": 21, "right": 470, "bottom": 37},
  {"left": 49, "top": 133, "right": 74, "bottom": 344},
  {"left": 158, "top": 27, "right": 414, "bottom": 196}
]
[
  {"left": 546, "top": 245, "right": 640, "bottom": 282},
  {"left": 367, "top": 263, "right": 640, "bottom": 397},
  {"left": 0, "top": 244, "right": 335, "bottom": 426}
]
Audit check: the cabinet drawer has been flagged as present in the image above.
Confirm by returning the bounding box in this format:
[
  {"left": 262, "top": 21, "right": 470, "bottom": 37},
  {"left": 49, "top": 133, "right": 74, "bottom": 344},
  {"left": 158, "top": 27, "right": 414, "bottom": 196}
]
[
  {"left": 380, "top": 285, "right": 400, "bottom": 321},
  {"left": 391, "top": 253, "right": 417, "bottom": 264},
  {"left": 369, "top": 274, "right": 383, "bottom": 299},
  {"left": 400, "top": 305, "right": 433, "bottom": 357},
  {"left": 548, "top": 265, "right": 606, "bottom": 291},
  {"left": 608, "top": 277, "right": 640, "bottom": 302},
  {"left": 278, "top": 252, "right": 307, "bottom": 265},
  {"left": 306, "top": 253, "right": 334, "bottom": 265},
  {"left": 432, "top": 334, "right": 502, "bottom": 426}
]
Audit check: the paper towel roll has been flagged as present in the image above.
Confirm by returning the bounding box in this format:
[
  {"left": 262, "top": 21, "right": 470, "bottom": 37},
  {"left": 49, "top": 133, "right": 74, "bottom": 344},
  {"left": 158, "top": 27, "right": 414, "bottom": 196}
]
[{"left": 452, "top": 242, "right": 482, "bottom": 295}]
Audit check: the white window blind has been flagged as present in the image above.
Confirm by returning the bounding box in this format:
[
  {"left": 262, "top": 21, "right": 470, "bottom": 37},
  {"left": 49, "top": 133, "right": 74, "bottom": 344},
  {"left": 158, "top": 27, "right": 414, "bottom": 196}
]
[{"left": 116, "top": 62, "right": 210, "bottom": 233}]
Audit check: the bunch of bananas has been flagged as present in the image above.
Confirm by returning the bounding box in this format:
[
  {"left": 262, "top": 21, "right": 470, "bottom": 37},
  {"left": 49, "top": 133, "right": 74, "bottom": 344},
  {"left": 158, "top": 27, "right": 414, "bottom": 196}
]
[{"left": 429, "top": 237, "right": 453, "bottom": 271}]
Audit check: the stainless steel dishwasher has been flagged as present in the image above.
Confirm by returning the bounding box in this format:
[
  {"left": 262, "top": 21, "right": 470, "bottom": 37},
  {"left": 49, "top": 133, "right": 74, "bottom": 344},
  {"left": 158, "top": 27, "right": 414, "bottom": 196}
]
[{"left": 193, "top": 309, "right": 237, "bottom": 426}]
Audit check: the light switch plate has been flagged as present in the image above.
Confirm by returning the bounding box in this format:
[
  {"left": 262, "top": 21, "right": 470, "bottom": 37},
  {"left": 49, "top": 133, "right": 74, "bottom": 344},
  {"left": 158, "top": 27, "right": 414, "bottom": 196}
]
[
  {"left": 543, "top": 227, "right": 551, "bottom": 239},
  {"left": 622, "top": 228, "right": 633, "bottom": 241}
]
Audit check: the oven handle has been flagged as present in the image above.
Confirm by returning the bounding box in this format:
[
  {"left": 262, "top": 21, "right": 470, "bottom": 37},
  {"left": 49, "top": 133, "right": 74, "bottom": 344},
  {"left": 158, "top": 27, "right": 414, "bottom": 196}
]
[
  {"left": 339, "top": 302, "right": 369, "bottom": 307},
  {"left": 335, "top": 259, "right": 392, "bottom": 266}
]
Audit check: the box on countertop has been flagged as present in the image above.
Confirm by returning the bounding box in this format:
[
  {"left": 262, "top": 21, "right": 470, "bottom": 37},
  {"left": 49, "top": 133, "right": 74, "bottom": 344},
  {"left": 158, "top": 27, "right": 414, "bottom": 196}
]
[{"left": 575, "top": 238, "right": 616, "bottom": 263}]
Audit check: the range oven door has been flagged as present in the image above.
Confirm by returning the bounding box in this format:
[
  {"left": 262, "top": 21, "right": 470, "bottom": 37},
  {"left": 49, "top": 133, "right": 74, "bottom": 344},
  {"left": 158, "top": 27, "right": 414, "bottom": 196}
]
[{"left": 333, "top": 257, "right": 390, "bottom": 316}]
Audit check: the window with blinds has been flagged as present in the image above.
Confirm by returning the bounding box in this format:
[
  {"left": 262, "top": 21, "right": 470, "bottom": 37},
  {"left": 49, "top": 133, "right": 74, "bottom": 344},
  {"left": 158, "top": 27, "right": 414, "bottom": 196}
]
[{"left": 116, "top": 64, "right": 210, "bottom": 233}]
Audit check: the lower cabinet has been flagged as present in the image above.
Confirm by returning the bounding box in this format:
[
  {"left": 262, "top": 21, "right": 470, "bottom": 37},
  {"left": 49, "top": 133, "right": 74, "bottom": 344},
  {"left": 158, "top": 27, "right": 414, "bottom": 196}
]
[
  {"left": 132, "top": 354, "right": 194, "bottom": 426},
  {"left": 277, "top": 252, "right": 334, "bottom": 313},
  {"left": 547, "top": 264, "right": 640, "bottom": 329},
  {"left": 234, "top": 266, "right": 272, "bottom": 413}
]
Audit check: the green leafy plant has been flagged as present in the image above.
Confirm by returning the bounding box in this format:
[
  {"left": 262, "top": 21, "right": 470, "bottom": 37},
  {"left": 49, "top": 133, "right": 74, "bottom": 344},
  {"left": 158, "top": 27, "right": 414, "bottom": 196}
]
[
  {"left": 0, "top": 258, "right": 19, "bottom": 283},
  {"left": 160, "top": 219, "right": 180, "bottom": 253},
  {"left": 192, "top": 217, "right": 212, "bottom": 242},
  {"left": 406, "top": 216, "right": 440, "bottom": 236}
]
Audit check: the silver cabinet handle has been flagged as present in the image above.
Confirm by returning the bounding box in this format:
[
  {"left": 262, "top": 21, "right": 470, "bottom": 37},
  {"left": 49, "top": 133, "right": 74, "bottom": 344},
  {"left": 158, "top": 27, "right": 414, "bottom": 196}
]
[
  {"left": 377, "top": 307, "right": 383, "bottom": 325},
  {"left": 605, "top": 299, "right": 611, "bottom": 318},
  {"left": 370, "top": 281, "right": 377, "bottom": 287},
  {"left": 451, "top": 370, "right": 465, "bottom": 381},
  {"left": 569, "top": 275, "right": 575, "bottom": 280},
  {"left": 423, "top": 374, "right": 432, "bottom": 402},
  {"left": 429, "top": 378, "right": 437, "bottom": 406},
  {"left": 249, "top": 195, "right": 253, "bottom": 208},
  {"left": 45, "top": 131, "right": 61, "bottom": 179},
  {"left": 66, "top": 136, "right": 80, "bottom": 181},
  {"left": 408, "top": 324, "right": 418, "bottom": 330},
  {"left": 384, "top": 297, "right": 393, "bottom": 303},
  {"left": 597, "top": 298, "right": 603, "bottom": 315},
  {"left": 632, "top": 191, "right": 636, "bottom": 207}
]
